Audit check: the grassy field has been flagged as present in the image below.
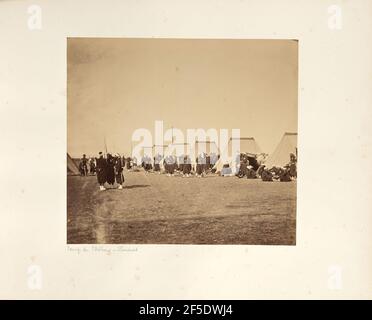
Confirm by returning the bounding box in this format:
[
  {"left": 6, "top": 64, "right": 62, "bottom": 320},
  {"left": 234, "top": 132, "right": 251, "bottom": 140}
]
[{"left": 67, "top": 170, "right": 296, "bottom": 245}]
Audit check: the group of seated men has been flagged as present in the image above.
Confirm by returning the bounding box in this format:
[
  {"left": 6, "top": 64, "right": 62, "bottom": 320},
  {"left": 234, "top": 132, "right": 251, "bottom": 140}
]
[{"left": 219, "top": 152, "right": 296, "bottom": 182}]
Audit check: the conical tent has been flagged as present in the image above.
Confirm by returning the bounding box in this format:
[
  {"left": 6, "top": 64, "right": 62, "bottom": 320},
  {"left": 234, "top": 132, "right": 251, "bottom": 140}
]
[
  {"left": 67, "top": 153, "right": 80, "bottom": 175},
  {"left": 213, "top": 156, "right": 234, "bottom": 173},
  {"left": 229, "top": 137, "right": 262, "bottom": 155},
  {"left": 265, "top": 132, "right": 298, "bottom": 168},
  {"left": 212, "top": 137, "right": 261, "bottom": 173}
]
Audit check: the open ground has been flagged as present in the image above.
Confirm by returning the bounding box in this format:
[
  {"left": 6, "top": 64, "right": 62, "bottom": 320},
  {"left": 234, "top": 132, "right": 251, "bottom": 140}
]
[{"left": 67, "top": 171, "right": 296, "bottom": 245}]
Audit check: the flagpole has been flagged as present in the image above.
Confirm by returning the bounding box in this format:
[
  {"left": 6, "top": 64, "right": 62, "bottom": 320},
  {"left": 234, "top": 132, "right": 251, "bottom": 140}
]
[{"left": 104, "top": 135, "right": 108, "bottom": 156}]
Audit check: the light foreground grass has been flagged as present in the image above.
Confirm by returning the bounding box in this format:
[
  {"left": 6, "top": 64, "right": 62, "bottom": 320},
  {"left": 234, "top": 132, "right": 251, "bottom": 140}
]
[{"left": 67, "top": 171, "right": 296, "bottom": 245}]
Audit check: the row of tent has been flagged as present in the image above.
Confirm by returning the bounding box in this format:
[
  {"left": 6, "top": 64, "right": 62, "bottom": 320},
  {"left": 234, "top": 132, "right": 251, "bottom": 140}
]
[
  {"left": 67, "top": 132, "right": 297, "bottom": 175},
  {"left": 152, "top": 137, "right": 261, "bottom": 159}
]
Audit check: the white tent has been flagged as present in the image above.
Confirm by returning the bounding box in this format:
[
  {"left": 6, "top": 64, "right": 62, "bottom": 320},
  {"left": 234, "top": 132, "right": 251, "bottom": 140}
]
[
  {"left": 213, "top": 156, "right": 234, "bottom": 173},
  {"left": 264, "top": 132, "right": 298, "bottom": 168},
  {"left": 212, "top": 137, "right": 262, "bottom": 174},
  {"left": 212, "top": 156, "right": 239, "bottom": 175},
  {"left": 67, "top": 153, "right": 79, "bottom": 175},
  {"left": 229, "top": 137, "right": 262, "bottom": 155}
]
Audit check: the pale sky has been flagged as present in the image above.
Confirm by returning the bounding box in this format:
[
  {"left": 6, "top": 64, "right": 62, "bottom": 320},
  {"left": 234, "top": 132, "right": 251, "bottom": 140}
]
[{"left": 67, "top": 38, "right": 298, "bottom": 158}]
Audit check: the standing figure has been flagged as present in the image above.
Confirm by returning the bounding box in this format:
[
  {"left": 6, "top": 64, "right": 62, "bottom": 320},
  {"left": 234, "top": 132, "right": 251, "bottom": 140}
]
[
  {"left": 205, "top": 154, "right": 211, "bottom": 170},
  {"left": 256, "top": 164, "right": 266, "bottom": 178},
  {"left": 182, "top": 155, "right": 192, "bottom": 177},
  {"left": 289, "top": 152, "right": 297, "bottom": 178},
  {"left": 79, "top": 154, "right": 88, "bottom": 176},
  {"left": 290, "top": 152, "right": 297, "bottom": 163},
  {"left": 89, "top": 157, "right": 96, "bottom": 174},
  {"left": 210, "top": 152, "right": 218, "bottom": 167},
  {"left": 132, "top": 157, "right": 138, "bottom": 168},
  {"left": 106, "top": 153, "right": 115, "bottom": 188},
  {"left": 178, "top": 154, "right": 184, "bottom": 173},
  {"left": 237, "top": 158, "right": 249, "bottom": 178},
  {"left": 196, "top": 153, "right": 206, "bottom": 177},
  {"left": 126, "top": 157, "right": 132, "bottom": 170},
  {"left": 154, "top": 153, "right": 162, "bottom": 173},
  {"left": 96, "top": 152, "right": 107, "bottom": 190},
  {"left": 171, "top": 155, "right": 177, "bottom": 174},
  {"left": 114, "top": 154, "right": 124, "bottom": 189},
  {"left": 165, "top": 155, "right": 175, "bottom": 176},
  {"left": 144, "top": 155, "right": 152, "bottom": 172}
]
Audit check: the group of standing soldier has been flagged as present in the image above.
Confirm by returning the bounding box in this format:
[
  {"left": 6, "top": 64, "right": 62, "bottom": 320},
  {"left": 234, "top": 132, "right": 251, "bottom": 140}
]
[
  {"left": 154, "top": 152, "right": 217, "bottom": 177},
  {"left": 95, "top": 152, "right": 124, "bottom": 191},
  {"left": 77, "top": 150, "right": 297, "bottom": 190},
  {"left": 78, "top": 154, "right": 96, "bottom": 176}
]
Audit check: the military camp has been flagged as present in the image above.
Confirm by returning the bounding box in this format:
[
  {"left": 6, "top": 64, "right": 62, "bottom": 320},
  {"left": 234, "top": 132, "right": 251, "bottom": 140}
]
[
  {"left": 67, "top": 38, "right": 298, "bottom": 245},
  {"left": 67, "top": 133, "right": 297, "bottom": 245}
]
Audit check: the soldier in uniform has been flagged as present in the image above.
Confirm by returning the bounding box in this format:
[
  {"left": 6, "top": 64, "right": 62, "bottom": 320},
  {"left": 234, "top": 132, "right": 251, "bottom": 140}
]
[
  {"left": 246, "top": 165, "right": 257, "bottom": 179},
  {"left": 178, "top": 154, "right": 184, "bottom": 173},
  {"left": 168, "top": 155, "right": 176, "bottom": 176},
  {"left": 205, "top": 154, "right": 211, "bottom": 171},
  {"left": 114, "top": 154, "right": 124, "bottom": 189},
  {"left": 106, "top": 153, "right": 115, "bottom": 188},
  {"left": 96, "top": 152, "right": 107, "bottom": 190},
  {"left": 279, "top": 166, "right": 292, "bottom": 182},
  {"left": 270, "top": 166, "right": 282, "bottom": 180},
  {"left": 163, "top": 155, "right": 169, "bottom": 175},
  {"left": 164, "top": 155, "right": 176, "bottom": 176},
  {"left": 154, "top": 153, "right": 162, "bottom": 173},
  {"left": 142, "top": 155, "right": 151, "bottom": 172},
  {"left": 210, "top": 152, "right": 218, "bottom": 167},
  {"left": 261, "top": 167, "right": 273, "bottom": 182},
  {"left": 132, "top": 156, "right": 138, "bottom": 168},
  {"left": 182, "top": 155, "right": 192, "bottom": 177},
  {"left": 89, "top": 157, "right": 96, "bottom": 175},
  {"left": 126, "top": 157, "right": 132, "bottom": 170},
  {"left": 256, "top": 164, "right": 265, "bottom": 178},
  {"left": 196, "top": 152, "right": 206, "bottom": 177},
  {"left": 289, "top": 152, "right": 297, "bottom": 178},
  {"left": 121, "top": 155, "right": 127, "bottom": 168},
  {"left": 79, "top": 154, "right": 88, "bottom": 176},
  {"left": 237, "top": 158, "right": 249, "bottom": 178},
  {"left": 290, "top": 152, "right": 297, "bottom": 163}
]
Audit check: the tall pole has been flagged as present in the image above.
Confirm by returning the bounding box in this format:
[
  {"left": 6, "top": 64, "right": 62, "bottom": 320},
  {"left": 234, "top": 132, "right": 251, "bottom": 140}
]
[{"left": 104, "top": 136, "right": 108, "bottom": 156}]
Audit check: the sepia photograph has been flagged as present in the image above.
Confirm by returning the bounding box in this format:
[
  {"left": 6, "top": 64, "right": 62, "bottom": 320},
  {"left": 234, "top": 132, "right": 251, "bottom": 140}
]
[
  {"left": 67, "top": 38, "right": 298, "bottom": 245},
  {"left": 2, "top": 0, "right": 372, "bottom": 302}
]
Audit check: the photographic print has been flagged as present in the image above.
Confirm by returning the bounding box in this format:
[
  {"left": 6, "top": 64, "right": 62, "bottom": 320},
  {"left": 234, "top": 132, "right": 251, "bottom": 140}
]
[{"left": 67, "top": 38, "right": 298, "bottom": 245}]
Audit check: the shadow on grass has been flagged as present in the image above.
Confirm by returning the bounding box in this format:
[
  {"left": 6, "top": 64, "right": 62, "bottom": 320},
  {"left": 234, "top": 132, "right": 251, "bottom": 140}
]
[{"left": 124, "top": 184, "right": 150, "bottom": 189}]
